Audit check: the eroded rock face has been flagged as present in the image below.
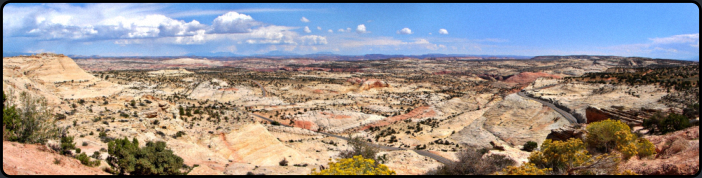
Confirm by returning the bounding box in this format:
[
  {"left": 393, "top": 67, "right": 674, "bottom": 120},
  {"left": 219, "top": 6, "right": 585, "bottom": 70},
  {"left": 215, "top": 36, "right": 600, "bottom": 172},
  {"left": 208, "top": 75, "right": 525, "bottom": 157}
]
[{"left": 619, "top": 126, "right": 699, "bottom": 175}]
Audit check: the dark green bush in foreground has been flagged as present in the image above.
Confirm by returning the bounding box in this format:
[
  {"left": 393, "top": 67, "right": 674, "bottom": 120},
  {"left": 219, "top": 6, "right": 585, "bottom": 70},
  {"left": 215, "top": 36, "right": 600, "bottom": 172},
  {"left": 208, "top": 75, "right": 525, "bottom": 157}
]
[{"left": 106, "top": 137, "right": 197, "bottom": 175}]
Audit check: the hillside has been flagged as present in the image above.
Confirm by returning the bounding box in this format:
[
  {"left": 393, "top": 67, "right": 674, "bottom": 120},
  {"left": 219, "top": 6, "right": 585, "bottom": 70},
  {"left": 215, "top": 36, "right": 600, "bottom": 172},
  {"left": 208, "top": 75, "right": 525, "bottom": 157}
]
[{"left": 2, "top": 141, "right": 109, "bottom": 175}]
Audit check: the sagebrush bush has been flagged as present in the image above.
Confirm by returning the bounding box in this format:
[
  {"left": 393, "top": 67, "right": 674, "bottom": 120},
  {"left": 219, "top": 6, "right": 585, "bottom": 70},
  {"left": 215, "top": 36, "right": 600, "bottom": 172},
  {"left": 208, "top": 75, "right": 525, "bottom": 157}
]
[
  {"left": 310, "top": 155, "right": 395, "bottom": 175},
  {"left": 339, "top": 136, "right": 379, "bottom": 161},
  {"left": 431, "top": 148, "right": 515, "bottom": 175}
]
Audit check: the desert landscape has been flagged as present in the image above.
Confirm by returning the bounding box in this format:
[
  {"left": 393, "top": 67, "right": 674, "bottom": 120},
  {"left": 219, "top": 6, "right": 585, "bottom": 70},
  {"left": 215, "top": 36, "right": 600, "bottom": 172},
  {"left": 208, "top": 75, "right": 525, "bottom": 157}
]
[
  {"left": 3, "top": 3, "right": 699, "bottom": 176},
  {"left": 2, "top": 53, "right": 699, "bottom": 175}
]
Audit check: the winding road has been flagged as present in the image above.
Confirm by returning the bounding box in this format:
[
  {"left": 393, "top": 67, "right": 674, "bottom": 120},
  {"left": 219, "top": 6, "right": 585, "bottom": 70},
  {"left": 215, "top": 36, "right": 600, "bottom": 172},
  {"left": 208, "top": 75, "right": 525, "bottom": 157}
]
[
  {"left": 250, "top": 80, "right": 267, "bottom": 97},
  {"left": 517, "top": 85, "right": 579, "bottom": 124},
  {"left": 248, "top": 113, "right": 455, "bottom": 165}
]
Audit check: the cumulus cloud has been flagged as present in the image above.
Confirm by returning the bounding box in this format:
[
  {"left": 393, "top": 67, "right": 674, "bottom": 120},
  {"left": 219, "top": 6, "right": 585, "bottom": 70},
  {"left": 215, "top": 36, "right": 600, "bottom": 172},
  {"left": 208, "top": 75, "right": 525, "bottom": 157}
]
[
  {"left": 356, "top": 24, "right": 367, "bottom": 34},
  {"left": 317, "top": 26, "right": 322, "bottom": 30},
  {"left": 328, "top": 29, "right": 333, "bottom": 33},
  {"left": 299, "top": 35, "right": 328, "bottom": 45},
  {"left": 338, "top": 29, "right": 345, "bottom": 32},
  {"left": 300, "top": 17, "right": 310, "bottom": 23},
  {"left": 439, "top": 29, "right": 448, "bottom": 35},
  {"left": 211, "top": 11, "right": 261, "bottom": 33},
  {"left": 304, "top": 26, "right": 311, "bottom": 33},
  {"left": 346, "top": 27, "right": 351, "bottom": 32},
  {"left": 397, "top": 28, "right": 412, "bottom": 35}
]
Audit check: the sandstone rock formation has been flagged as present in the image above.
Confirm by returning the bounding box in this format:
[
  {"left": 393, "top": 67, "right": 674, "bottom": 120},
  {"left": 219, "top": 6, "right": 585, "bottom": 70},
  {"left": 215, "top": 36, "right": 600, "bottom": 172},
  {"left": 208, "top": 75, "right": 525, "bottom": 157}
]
[
  {"left": 451, "top": 94, "right": 570, "bottom": 148},
  {"left": 3, "top": 53, "right": 123, "bottom": 105}
]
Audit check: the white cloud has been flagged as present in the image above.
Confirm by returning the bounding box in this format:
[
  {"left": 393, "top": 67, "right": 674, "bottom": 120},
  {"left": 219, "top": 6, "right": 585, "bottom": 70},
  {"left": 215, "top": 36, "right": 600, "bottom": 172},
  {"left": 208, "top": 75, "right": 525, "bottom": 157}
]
[
  {"left": 649, "top": 33, "right": 699, "bottom": 46},
  {"left": 211, "top": 11, "right": 260, "bottom": 33},
  {"left": 317, "top": 26, "right": 322, "bottom": 30},
  {"left": 439, "top": 29, "right": 448, "bottom": 35},
  {"left": 300, "top": 17, "right": 310, "bottom": 23},
  {"left": 338, "top": 29, "right": 345, "bottom": 32},
  {"left": 328, "top": 29, "right": 333, "bottom": 33},
  {"left": 304, "top": 26, "right": 311, "bottom": 33},
  {"left": 299, "top": 35, "right": 328, "bottom": 45},
  {"left": 397, "top": 27, "right": 412, "bottom": 35},
  {"left": 346, "top": 28, "right": 351, "bottom": 32},
  {"left": 356, "top": 24, "right": 367, "bottom": 34},
  {"left": 429, "top": 33, "right": 432, "bottom": 35}
]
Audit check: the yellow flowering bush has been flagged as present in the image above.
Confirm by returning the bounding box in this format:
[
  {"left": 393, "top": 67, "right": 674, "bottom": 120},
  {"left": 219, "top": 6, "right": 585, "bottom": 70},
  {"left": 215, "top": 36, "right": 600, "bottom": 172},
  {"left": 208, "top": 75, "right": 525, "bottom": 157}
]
[
  {"left": 615, "top": 170, "right": 638, "bottom": 175},
  {"left": 635, "top": 138, "right": 656, "bottom": 158},
  {"left": 310, "top": 155, "right": 396, "bottom": 175},
  {"left": 586, "top": 119, "right": 656, "bottom": 159},
  {"left": 528, "top": 138, "right": 591, "bottom": 173},
  {"left": 496, "top": 162, "right": 552, "bottom": 175}
]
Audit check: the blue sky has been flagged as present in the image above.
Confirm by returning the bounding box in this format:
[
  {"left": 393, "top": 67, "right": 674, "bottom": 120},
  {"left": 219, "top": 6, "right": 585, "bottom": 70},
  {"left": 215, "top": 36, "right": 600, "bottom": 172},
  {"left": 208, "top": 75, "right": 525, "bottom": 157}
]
[{"left": 3, "top": 3, "right": 699, "bottom": 60}]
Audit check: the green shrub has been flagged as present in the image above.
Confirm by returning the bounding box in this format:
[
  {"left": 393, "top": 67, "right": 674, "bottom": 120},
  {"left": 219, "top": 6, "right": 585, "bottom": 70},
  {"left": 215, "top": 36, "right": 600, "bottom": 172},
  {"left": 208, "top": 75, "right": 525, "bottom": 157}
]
[
  {"left": 644, "top": 112, "right": 691, "bottom": 135},
  {"left": 53, "top": 158, "right": 61, "bottom": 165},
  {"left": 76, "top": 152, "right": 100, "bottom": 167},
  {"left": 659, "top": 113, "right": 690, "bottom": 134},
  {"left": 76, "top": 148, "right": 82, "bottom": 154},
  {"left": 271, "top": 121, "right": 281, "bottom": 126},
  {"left": 60, "top": 136, "right": 76, "bottom": 155},
  {"left": 106, "top": 137, "right": 196, "bottom": 175},
  {"left": 523, "top": 141, "right": 538, "bottom": 152},
  {"left": 92, "top": 151, "right": 102, "bottom": 160}
]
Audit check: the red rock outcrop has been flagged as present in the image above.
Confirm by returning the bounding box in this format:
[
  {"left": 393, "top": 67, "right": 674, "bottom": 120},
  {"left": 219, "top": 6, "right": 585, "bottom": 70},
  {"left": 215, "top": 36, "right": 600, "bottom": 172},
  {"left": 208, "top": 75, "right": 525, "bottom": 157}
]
[
  {"left": 619, "top": 126, "right": 699, "bottom": 175},
  {"left": 503, "top": 72, "right": 561, "bottom": 85}
]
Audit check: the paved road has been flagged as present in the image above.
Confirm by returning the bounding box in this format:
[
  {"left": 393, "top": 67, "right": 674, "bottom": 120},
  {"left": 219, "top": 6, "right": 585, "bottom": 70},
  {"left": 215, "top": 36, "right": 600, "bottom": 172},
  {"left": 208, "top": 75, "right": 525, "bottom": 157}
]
[
  {"left": 248, "top": 113, "right": 454, "bottom": 165},
  {"left": 517, "top": 85, "right": 579, "bottom": 124},
  {"left": 250, "top": 80, "right": 266, "bottom": 97}
]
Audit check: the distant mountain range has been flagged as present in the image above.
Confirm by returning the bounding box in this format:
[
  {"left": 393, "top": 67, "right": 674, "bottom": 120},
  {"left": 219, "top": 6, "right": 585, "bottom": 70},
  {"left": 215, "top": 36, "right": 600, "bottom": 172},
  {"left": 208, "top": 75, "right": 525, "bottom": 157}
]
[{"left": 5, "top": 51, "right": 698, "bottom": 62}]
